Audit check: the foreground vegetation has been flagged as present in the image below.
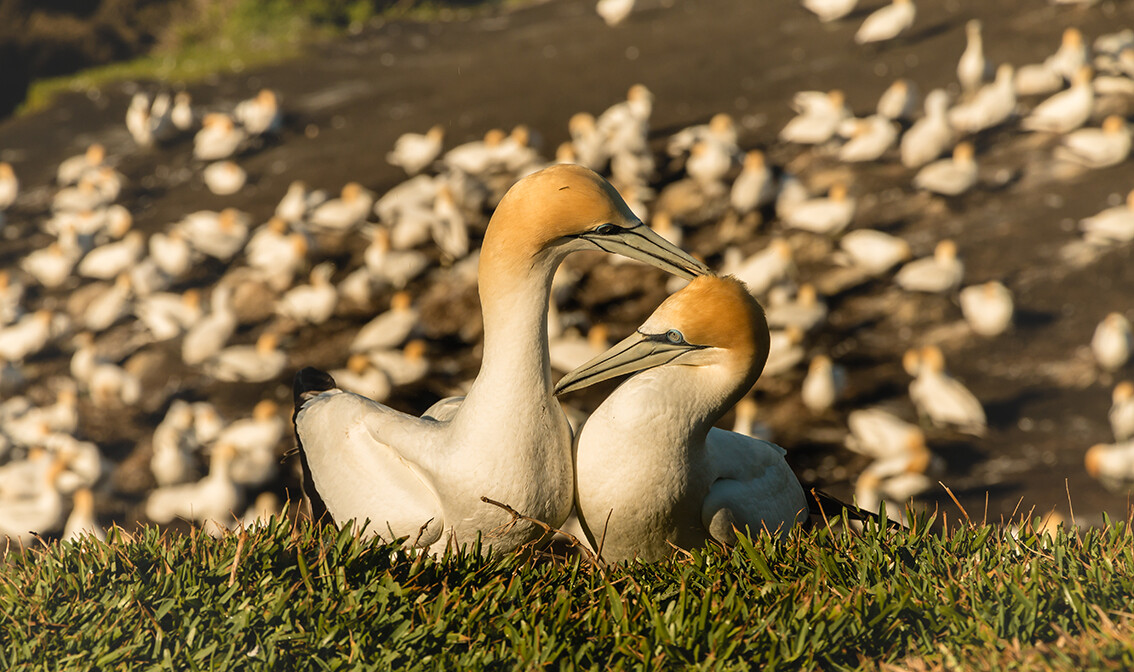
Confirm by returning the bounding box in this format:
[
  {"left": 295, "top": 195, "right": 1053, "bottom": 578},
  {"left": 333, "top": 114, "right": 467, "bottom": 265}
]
[
  {"left": 1, "top": 508, "right": 1132, "bottom": 670},
  {"left": 21, "top": 0, "right": 515, "bottom": 115}
]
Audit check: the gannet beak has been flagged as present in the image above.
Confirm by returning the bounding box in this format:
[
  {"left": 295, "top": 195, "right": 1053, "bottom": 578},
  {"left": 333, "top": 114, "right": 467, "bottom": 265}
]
[
  {"left": 578, "top": 222, "right": 711, "bottom": 280},
  {"left": 555, "top": 331, "right": 700, "bottom": 395}
]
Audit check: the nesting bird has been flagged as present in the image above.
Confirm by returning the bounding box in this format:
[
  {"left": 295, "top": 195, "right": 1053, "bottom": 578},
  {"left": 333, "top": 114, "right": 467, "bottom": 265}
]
[
  {"left": 1092, "top": 313, "right": 1132, "bottom": 372},
  {"left": 854, "top": 0, "right": 915, "bottom": 45}
]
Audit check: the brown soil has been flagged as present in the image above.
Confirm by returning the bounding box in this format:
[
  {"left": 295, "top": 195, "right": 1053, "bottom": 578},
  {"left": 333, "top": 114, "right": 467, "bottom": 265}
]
[{"left": 2, "top": 0, "right": 1134, "bottom": 534}]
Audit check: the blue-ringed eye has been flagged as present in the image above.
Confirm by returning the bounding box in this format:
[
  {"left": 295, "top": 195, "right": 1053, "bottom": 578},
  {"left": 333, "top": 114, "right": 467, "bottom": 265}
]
[
  {"left": 665, "top": 329, "right": 684, "bottom": 344},
  {"left": 593, "top": 223, "right": 617, "bottom": 235}
]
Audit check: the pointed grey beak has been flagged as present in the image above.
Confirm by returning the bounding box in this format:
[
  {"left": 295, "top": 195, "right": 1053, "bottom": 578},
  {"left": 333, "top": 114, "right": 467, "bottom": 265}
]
[
  {"left": 554, "top": 331, "right": 700, "bottom": 396},
  {"left": 579, "top": 223, "right": 711, "bottom": 280}
]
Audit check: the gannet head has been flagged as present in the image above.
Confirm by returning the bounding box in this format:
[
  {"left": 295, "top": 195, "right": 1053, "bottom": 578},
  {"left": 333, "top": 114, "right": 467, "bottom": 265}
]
[
  {"left": 482, "top": 164, "right": 710, "bottom": 279},
  {"left": 1103, "top": 115, "right": 1126, "bottom": 135},
  {"left": 555, "top": 275, "right": 769, "bottom": 396},
  {"left": 253, "top": 399, "right": 279, "bottom": 421},
  {"left": 1113, "top": 381, "right": 1134, "bottom": 404}
]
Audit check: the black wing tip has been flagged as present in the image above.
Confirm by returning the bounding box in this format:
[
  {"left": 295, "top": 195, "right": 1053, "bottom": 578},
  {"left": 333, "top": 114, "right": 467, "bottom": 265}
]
[{"left": 293, "top": 367, "right": 337, "bottom": 408}]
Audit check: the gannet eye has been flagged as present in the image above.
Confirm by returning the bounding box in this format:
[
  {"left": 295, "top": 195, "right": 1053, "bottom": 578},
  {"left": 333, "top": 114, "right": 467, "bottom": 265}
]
[
  {"left": 665, "top": 329, "right": 684, "bottom": 344},
  {"left": 593, "top": 223, "right": 618, "bottom": 235}
]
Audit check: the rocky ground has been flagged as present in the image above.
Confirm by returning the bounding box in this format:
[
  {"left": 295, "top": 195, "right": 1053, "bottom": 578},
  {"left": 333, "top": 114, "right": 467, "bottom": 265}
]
[{"left": 2, "top": 0, "right": 1134, "bottom": 535}]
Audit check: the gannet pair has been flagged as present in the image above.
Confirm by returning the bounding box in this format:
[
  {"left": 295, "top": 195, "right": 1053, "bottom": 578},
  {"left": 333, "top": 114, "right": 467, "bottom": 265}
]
[{"left": 294, "top": 165, "right": 710, "bottom": 553}]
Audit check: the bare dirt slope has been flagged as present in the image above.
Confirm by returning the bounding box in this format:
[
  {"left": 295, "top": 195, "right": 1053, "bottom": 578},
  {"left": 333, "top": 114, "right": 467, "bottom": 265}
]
[{"left": 2, "top": 0, "right": 1134, "bottom": 530}]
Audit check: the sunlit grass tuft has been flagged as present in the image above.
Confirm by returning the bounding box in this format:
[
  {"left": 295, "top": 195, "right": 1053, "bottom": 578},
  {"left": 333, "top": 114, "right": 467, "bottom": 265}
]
[{"left": 1, "top": 506, "right": 1132, "bottom": 669}]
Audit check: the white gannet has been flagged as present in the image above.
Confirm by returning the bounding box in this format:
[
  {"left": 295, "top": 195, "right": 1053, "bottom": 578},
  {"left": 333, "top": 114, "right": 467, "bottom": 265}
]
[
  {"left": 905, "top": 345, "right": 987, "bottom": 435},
  {"left": 178, "top": 208, "right": 250, "bottom": 261},
  {"left": 277, "top": 263, "right": 338, "bottom": 325},
  {"left": 77, "top": 231, "right": 145, "bottom": 280},
  {"left": 217, "top": 400, "right": 284, "bottom": 488},
  {"left": 1080, "top": 190, "right": 1134, "bottom": 245},
  {"left": 193, "top": 402, "right": 225, "bottom": 445},
  {"left": 732, "top": 397, "right": 774, "bottom": 442},
  {"left": 182, "top": 285, "right": 237, "bottom": 366},
  {"left": 957, "top": 20, "right": 993, "bottom": 93},
  {"left": 61, "top": 488, "right": 106, "bottom": 543},
  {"left": 387, "top": 125, "right": 445, "bottom": 176},
  {"left": 1085, "top": 441, "right": 1134, "bottom": 487},
  {"left": 151, "top": 400, "right": 201, "bottom": 487},
  {"left": 331, "top": 354, "right": 392, "bottom": 402},
  {"left": 721, "top": 239, "right": 795, "bottom": 297},
  {"left": 556, "top": 275, "right": 808, "bottom": 562},
  {"left": 803, "top": 0, "right": 857, "bottom": 23},
  {"left": 959, "top": 281, "right": 1014, "bottom": 337},
  {"left": 802, "top": 354, "right": 847, "bottom": 413},
  {"left": 277, "top": 180, "right": 326, "bottom": 223},
  {"left": 730, "top": 150, "right": 776, "bottom": 216},
  {"left": 234, "top": 89, "right": 283, "bottom": 136},
  {"left": 948, "top": 64, "right": 1016, "bottom": 135},
  {"left": 136, "top": 289, "right": 202, "bottom": 341},
  {"left": 1054, "top": 115, "right": 1131, "bottom": 168},
  {"left": 205, "top": 332, "right": 287, "bottom": 383},
  {"left": 350, "top": 291, "right": 419, "bottom": 352},
  {"left": 0, "top": 457, "right": 66, "bottom": 546},
  {"left": 149, "top": 229, "right": 196, "bottom": 279},
  {"left": 203, "top": 161, "right": 248, "bottom": 196},
  {"left": 363, "top": 228, "right": 429, "bottom": 290},
  {"left": 309, "top": 182, "right": 374, "bottom": 233},
  {"left": 1048, "top": 27, "right": 1090, "bottom": 83},
  {"left": 57, "top": 144, "right": 106, "bottom": 186},
  {"left": 854, "top": 0, "right": 915, "bottom": 45},
  {"left": 171, "top": 91, "right": 196, "bottom": 131},
  {"left": 854, "top": 448, "right": 932, "bottom": 523},
  {"left": 366, "top": 340, "right": 429, "bottom": 388},
  {"left": 895, "top": 239, "right": 963, "bottom": 293},
  {"left": 780, "top": 90, "right": 849, "bottom": 145},
  {"left": 1021, "top": 66, "right": 1094, "bottom": 134},
  {"left": 293, "top": 164, "right": 709, "bottom": 552},
  {"left": 901, "top": 89, "right": 953, "bottom": 168},
  {"left": 783, "top": 183, "right": 856, "bottom": 235},
  {"left": 430, "top": 185, "right": 470, "bottom": 261},
  {"left": 0, "top": 310, "right": 56, "bottom": 362},
  {"left": 763, "top": 326, "right": 805, "bottom": 377},
  {"left": 877, "top": 78, "right": 918, "bottom": 121},
  {"left": 839, "top": 116, "right": 898, "bottom": 163},
  {"left": 1109, "top": 381, "right": 1134, "bottom": 441},
  {"left": 596, "top": 0, "right": 635, "bottom": 26},
  {"left": 839, "top": 229, "right": 911, "bottom": 275},
  {"left": 0, "top": 162, "right": 17, "bottom": 211},
  {"left": 21, "top": 241, "right": 79, "bottom": 289},
  {"left": 52, "top": 175, "right": 110, "bottom": 213},
  {"left": 685, "top": 141, "right": 734, "bottom": 189},
  {"left": 145, "top": 444, "right": 241, "bottom": 526},
  {"left": 765, "top": 283, "right": 827, "bottom": 332},
  {"left": 1092, "top": 312, "right": 1132, "bottom": 371},
  {"left": 913, "top": 141, "right": 978, "bottom": 196},
  {"left": 89, "top": 359, "right": 141, "bottom": 408},
  {"left": 667, "top": 113, "right": 738, "bottom": 161},
  {"left": 1014, "top": 62, "right": 1066, "bottom": 98},
  {"left": 80, "top": 274, "right": 134, "bottom": 333},
  {"left": 845, "top": 407, "right": 926, "bottom": 460},
  {"left": 193, "top": 113, "right": 246, "bottom": 161}
]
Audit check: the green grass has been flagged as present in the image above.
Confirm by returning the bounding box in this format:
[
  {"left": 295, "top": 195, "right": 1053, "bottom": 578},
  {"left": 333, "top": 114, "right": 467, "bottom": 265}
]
[
  {"left": 1, "top": 508, "right": 1132, "bottom": 670},
  {"left": 19, "top": 0, "right": 515, "bottom": 116}
]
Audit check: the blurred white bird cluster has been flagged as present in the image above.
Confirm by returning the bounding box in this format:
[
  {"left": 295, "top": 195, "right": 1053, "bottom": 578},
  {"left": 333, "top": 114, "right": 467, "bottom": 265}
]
[{"left": 3, "top": 1, "right": 1134, "bottom": 546}]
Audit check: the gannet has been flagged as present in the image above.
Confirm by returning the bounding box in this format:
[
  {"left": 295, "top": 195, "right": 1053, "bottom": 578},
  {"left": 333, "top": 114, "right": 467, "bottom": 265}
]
[
  {"left": 1085, "top": 441, "right": 1134, "bottom": 486},
  {"left": 80, "top": 274, "right": 134, "bottom": 332},
  {"left": 567, "top": 113, "right": 606, "bottom": 171},
  {"left": 877, "top": 79, "right": 918, "bottom": 121},
  {"left": 234, "top": 89, "right": 283, "bottom": 136},
  {"left": 854, "top": 0, "right": 915, "bottom": 45},
  {"left": 905, "top": 345, "right": 986, "bottom": 435},
  {"left": 780, "top": 90, "right": 848, "bottom": 145},
  {"left": 1048, "top": 28, "right": 1090, "bottom": 82},
  {"left": 0, "top": 310, "right": 56, "bottom": 362},
  {"left": 667, "top": 114, "right": 738, "bottom": 161},
  {"left": 277, "top": 180, "right": 326, "bottom": 223},
  {"left": 56, "top": 144, "right": 105, "bottom": 186},
  {"left": 277, "top": 263, "right": 338, "bottom": 325},
  {"left": 854, "top": 448, "right": 931, "bottom": 523},
  {"left": 763, "top": 326, "right": 806, "bottom": 377},
  {"left": 839, "top": 229, "right": 911, "bottom": 275},
  {"left": 77, "top": 231, "right": 145, "bottom": 280},
  {"left": 363, "top": 228, "right": 429, "bottom": 289},
  {"left": 145, "top": 444, "right": 241, "bottom": 526},
  {"left": 845, "top": 408, "right": 926, "bottom": 460},
  {"left": 802, "top": 0, "right": 857, "bottom": 23},
  {"left": 895, "top": 239, "right": 963, "bottom": 293},
  {"left": 351, "top": 291, "right": 419, "bottom": 352},
  {"left": 61, "top": 488, "right": 105, "bottom": 543},
  {"left": 948, "top": 64, "right": 1016, "bottom": 134},
  {"left": 685, "top": 141, "right": 735, "bottom": 188},
  {"left": 765, "top": 284, "right": 827, "bottom": 332},
  {"left": 203, "top": 161, "right": 247, "bottom": 196},
  {"left": 957, "top": 20, "right": 993, "bottom": 93},
  {"left": 1014, "top": 62, "right": 1066, "bottom": 98},
  {"left": 182, "top": 286, "right": 237, "bottom": 366},
  {"left": 53, "top": 175, "right": 110, "bottom": 213},
  {"left": 309, "top": 182, "right": 374, "bottom": 233},
  {"left": 556, "top": 275, "right": 807, "bottom": 562},
  {"left": 151, "top": 400, "right": 201, "bottom": 487},
  {"left": 1054, "top": 115, "right": 1131, "bottom": 168},
  {"left": 388, "top": 125, "right": 445, "bottom": 175},
  {"left": 913, "top": 141, "right": 978, "bottom": 196},
  {"left": 217, "top": 400, "right": 284, "bottom": 487},
  {"left": 959, "top": 281, "right": 1013, "bottom": 337},
  {"left": 596, "top": 0, "right": 635, "bottom": 26},
  {"left": 1092, "top": 312, "right": 1132, "bottom": 371},
  {"left": 732, "top": 397, "right": 774, "bottom": 442},
  {"left": 149, "top": 229, "right": 195, "bottom": 279},
  {"left": 721, "top": 239, "right": 794, "bottom": 297},
  {"left": 193, "top": 113, "right": 246, "bottom": 161},
  {"left": 730, "top": 150, "right": 776, "bottom": 215},
  {"left": 802, "top": 355, "right": 847, "bottom": 413},
  {"left": 135, "top": 289, "right": 202, "bottom": 341},
  {"left": 901, "top": 89, "right": 953, "bottom": 168},
  {"left": 783, "top": 183, "right": 856, "bottom": 235},
  {"left": 366, "top": 340, "right": 430, "bottom": 388},
  {"left": 204, "top": 332, "right": 287, "bottom": 383},
  {"left": 293, "top": 164, "right": 709, "bottom": 553},
  {"left": 89, "top": 358, "right": 141, "bottom": 408},
  {"left": 0, "top": 457, "right": 66, "bottom": 546},
  {"left": 1081, "top": 190, "right": 1134, "bottom": 244},
  {"left": 172, "top": 91, "right": 196, "bottom": 131},
  {"left": 331, "top": 354, "right": 392, "bottom": 401},
  {"left": 178, "top": 208, "right": 250, "bottom": 261},
  {"left": 1021, "top": 66, "right": 1094, "bottom": 134},
  {"left": 0, "top": 162, "right": 17, "bottom": 211},
  {"left": 838, "top": 116, "right": 898, "bottom": 163},
  {"left": 1110, "top": 381, "right": 1134, "bottom": 441}
]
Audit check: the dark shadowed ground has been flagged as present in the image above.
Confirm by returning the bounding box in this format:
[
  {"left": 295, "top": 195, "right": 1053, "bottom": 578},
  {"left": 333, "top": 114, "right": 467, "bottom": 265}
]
[{"left": 2, "top": 0, "right": 1134, "bottom": 532}]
